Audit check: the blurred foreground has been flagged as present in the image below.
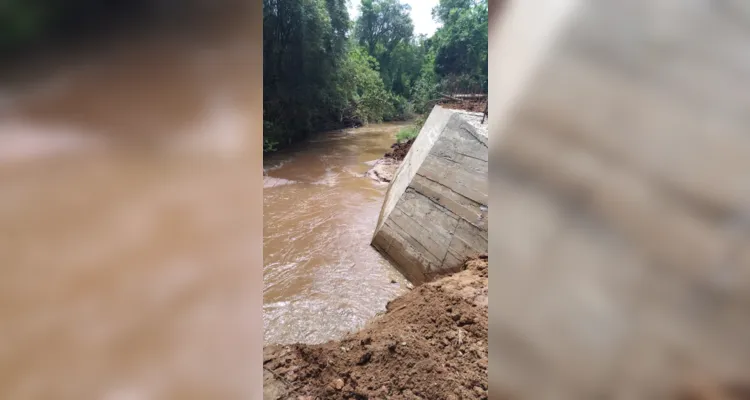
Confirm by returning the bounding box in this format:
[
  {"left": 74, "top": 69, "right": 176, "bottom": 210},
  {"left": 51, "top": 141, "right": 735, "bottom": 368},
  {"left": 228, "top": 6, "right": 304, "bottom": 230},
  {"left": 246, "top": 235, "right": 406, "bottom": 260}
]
[
  {"left": 489, "top": 0, "right": 750, "bottom": 398},
  {"left": 0, "top": 5, "right": 262, "bottom": 399}
]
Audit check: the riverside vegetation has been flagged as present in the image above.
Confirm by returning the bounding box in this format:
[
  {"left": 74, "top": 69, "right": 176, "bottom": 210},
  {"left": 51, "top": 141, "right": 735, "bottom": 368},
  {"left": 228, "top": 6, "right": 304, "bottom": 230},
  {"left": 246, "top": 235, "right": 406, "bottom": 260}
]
[{"left": 263, "top": 0, "right": 488, "bottom": 152}]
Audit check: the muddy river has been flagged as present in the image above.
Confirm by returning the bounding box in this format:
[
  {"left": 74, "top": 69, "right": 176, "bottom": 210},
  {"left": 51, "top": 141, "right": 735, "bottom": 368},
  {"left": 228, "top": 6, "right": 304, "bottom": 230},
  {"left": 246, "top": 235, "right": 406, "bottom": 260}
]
[
  {"left": 0, "top": 11, "right": 263, "bottom": 400},
  {"left": 263, "top": 124, "right": 410, "bottom": 345}
]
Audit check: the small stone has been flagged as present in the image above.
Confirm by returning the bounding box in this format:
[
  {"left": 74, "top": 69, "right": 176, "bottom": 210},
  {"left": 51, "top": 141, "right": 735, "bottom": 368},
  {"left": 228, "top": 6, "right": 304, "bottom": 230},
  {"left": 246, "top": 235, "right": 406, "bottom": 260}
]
[
  {"left": 331, "top": 378, "right": 345, "bottom": 390},
  {"left": 474, "top": 386, "right": 486, "bottom": 395},
  {"left": 391, "top": 279, "right": 397, "bottom": 284},
  {"left": 357, "top": 351, "right": 372, "bottom": 365}
]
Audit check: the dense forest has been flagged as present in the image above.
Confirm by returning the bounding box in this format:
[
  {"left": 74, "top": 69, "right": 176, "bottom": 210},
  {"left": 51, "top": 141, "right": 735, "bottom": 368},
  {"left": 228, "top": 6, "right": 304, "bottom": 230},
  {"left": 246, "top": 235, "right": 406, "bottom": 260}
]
[{"left": 263, "top": 0, "right": 488, "bottom": 152}]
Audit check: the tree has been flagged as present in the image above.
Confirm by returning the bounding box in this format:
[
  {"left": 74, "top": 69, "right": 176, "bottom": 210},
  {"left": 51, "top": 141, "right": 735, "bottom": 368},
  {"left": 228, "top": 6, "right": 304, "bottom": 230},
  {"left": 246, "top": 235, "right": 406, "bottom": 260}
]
[
  {"left": 337, "top": 47, "right": 391, "bottom": 124},
  {"left": 431, "top": 0, "right": 488, "bottom": 91},
  {"left": 261, "top": 0, "right": 488, "bottom": 151},
  {"left": 355, "top": 0, "right": 412, "bottom": 56},
  {"left": 411, "top": 51, "right": 439, "bottom": 113},
  {"left": 263, "top": 0, "right": 351, "bottom": 147},
  {"left": 354, "top": 0, "right": 415, "bottom": 93}
]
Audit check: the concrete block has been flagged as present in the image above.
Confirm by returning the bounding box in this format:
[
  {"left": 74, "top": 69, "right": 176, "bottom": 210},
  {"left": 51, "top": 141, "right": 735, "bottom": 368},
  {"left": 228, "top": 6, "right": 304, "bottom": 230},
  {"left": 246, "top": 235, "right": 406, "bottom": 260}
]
[{"left": 372, "top": 106, "right": 488, "bottom": 284}]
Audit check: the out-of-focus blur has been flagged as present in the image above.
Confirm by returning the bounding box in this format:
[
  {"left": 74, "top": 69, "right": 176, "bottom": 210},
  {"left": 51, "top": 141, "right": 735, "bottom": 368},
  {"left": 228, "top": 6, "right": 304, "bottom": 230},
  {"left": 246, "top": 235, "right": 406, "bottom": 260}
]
[
  {"left": 0, "top": 1, "right": 263, "bottom": 399},
  {"left": 489, "top": 0, "right": 750, "bottom": 398}
]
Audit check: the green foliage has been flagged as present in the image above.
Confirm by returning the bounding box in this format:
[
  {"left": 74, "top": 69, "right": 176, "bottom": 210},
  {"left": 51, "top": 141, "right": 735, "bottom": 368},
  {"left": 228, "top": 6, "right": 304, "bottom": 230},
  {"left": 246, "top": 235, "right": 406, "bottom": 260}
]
[
  {"left": 411, "top": 51, "right": 439, "bottom": 113},
  {"left": 264, "top": 138, "right": 279, "bottom": 153},
  {"left": 337, "top": 46, "right": 391, "bottom": 124},
  {"left": 261, "top": 0, "right": 487, "bottom": 152},
  {"left": 263, "top": 121, "right": 281, "bottom": 153},
  {"left": 263, "top": 0, "right": 352, "bottom": 147},
  {"left": 431, "top": 0, "right": 488, "bottom": 90},
  {"left": 0, "top": 1, "right": 47, "bottom": 50},
  {"left": 395, "top": 113, "right": 426, "bottom": 143},
  {"left": 354, "top": 0, "right": 424, "bottom": 97},
  {"left": 413, "top": 113, "right": 427, "bottom": 131},
  {"left": 355, "top": 0, "right": 413, "bottom": 59},
  {"left": 396, "top": 125, "right": 418, "bottom": 143},
  {"left": 385, "top": 93, "right": 414, "bottom": 121}
]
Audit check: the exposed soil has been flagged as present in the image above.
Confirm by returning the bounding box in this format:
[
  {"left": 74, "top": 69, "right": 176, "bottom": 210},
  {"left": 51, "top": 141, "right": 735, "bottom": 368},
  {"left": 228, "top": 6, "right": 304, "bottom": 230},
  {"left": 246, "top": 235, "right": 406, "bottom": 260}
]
[
  {"left": 383, "top": 139, "right": 414, "bottom": 162},
  {"left": 263, "top": 255, "right": 488, "bottom": 400}
]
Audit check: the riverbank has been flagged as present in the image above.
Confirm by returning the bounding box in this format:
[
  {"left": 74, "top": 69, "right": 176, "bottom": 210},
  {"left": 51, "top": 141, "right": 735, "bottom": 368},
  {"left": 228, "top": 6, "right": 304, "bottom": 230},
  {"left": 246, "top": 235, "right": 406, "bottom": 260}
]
[
  {"left": 365, "top": 138, "right": 415, "bottom": 183},
  {"left": 263, "top": 254, "right": 488, "bottom": 400}
]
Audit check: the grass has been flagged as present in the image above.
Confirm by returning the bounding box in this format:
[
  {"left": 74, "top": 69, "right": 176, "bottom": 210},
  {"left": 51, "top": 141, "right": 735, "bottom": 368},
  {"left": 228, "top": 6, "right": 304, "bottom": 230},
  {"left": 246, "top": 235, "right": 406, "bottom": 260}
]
[
  {"left": 395, "top": 114, "right": 427, "bottom": 143},
  {"left": 396, "top": 126, "right": 419, "bottom": 143}
]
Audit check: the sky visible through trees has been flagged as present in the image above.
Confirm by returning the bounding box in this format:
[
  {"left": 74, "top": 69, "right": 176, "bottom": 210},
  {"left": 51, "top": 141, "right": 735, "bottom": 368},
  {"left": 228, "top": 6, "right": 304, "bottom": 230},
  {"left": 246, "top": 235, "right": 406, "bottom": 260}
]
[{"left": 347, "top": 0, "right": 440, "bottom": 36}]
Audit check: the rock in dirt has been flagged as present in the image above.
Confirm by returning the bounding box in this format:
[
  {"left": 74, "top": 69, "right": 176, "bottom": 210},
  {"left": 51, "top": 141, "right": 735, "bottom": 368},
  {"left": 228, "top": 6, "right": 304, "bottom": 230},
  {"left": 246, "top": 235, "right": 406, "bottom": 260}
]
[
  {"left": 330, "top": 378, "right": 345, "bottom": 390},
  {"left": 356, "top": 351, "right": 372, "bottom": 365},
  {"left": 263, "top": 255, "right": 488, "bottom": 400}
]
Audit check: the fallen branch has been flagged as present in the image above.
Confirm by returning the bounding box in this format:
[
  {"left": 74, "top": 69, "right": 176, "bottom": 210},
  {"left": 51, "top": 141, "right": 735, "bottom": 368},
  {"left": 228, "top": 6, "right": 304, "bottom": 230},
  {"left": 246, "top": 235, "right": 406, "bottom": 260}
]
[{"left": 439, "top": 93, "right": 462, "bottom": 102}]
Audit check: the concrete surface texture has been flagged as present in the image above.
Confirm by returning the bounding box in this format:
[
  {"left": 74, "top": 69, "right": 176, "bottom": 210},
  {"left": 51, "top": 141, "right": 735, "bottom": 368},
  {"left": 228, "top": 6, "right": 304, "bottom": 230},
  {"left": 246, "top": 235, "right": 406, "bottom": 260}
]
[
  {"left": 489, "top": 0, "right": 750, "bottom": 398},
  {"left": 372, "top": 106, "right": 488, "bottom": 284}
]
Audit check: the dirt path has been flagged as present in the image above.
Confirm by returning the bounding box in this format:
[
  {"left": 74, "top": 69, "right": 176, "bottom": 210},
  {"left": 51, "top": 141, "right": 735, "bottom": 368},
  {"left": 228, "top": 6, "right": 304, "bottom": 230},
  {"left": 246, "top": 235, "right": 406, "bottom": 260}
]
[{"left": 263, "top": 255, "right": 488, "bottom": 400}]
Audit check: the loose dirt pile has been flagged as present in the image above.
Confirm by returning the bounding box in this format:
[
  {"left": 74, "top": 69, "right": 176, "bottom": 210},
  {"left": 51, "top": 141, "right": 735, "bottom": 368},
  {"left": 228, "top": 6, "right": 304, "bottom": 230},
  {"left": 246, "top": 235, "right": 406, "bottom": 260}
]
[
  {"left": 263, "top": 255, "right": 488, "bottom": 400},
  {"left": 383, "top": 139, "right": 414, "bottom": 162}
]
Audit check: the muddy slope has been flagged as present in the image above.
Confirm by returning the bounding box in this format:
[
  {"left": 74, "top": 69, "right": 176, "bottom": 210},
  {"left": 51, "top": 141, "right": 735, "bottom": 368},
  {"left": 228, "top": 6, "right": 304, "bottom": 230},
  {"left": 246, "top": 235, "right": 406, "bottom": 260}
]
[
  {"left": 384, "top": 139, "right": 414, "bottom": 161},
  {"left": 263, "top": 255, "right": 488, "bottom": 400}
]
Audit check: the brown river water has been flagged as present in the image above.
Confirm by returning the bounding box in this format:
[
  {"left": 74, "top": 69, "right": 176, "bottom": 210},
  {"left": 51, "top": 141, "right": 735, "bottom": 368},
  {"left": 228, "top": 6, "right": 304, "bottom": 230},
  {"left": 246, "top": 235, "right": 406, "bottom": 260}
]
[
  {"left": 0, "top": 11, "right": 264, "bottom": 400},
  {"left": 263, "top": 124, "right": 410, "bottom": 345}
]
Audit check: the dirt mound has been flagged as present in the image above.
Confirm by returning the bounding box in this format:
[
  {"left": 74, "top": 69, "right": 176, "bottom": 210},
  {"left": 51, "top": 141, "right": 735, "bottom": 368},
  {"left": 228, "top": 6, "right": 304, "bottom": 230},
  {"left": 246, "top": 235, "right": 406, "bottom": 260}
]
[
  {"left": 384, "top": 139, "right": 414, "bottom": 161},
  {"left": 263, "top": 255, "right": 488, "bottom": 400}
]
